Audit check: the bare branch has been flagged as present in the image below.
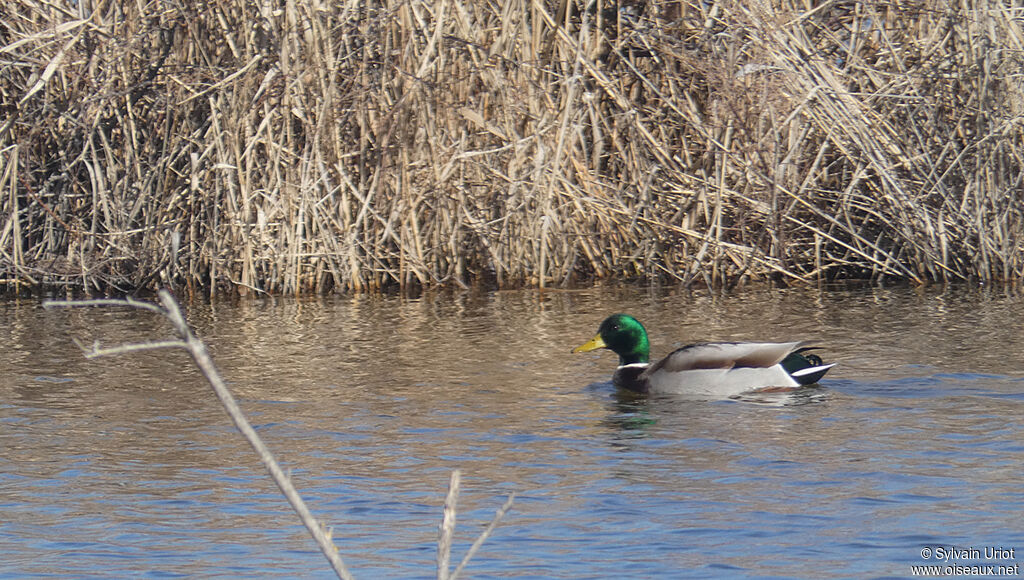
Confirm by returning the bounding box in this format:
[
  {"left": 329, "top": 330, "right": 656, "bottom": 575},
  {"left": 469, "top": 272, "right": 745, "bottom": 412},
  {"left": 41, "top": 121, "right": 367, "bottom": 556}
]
[
  {"left": 44, "top": 297, "right": 167, "bottom": 316},
  {"left": 47, "top": 291, "right": 354, "bottom": 580},
  {"left": 71, "top": 336, "right": 186, "bottom": 359},
  {"left": 451, "top": 491, "right": 516, "bottom": 580},
  {"left": 47, "top": 290, "right": 513, "bottom": 578},
  {"left": 437, "top": 470, "right": 460, "bottom": 580}
]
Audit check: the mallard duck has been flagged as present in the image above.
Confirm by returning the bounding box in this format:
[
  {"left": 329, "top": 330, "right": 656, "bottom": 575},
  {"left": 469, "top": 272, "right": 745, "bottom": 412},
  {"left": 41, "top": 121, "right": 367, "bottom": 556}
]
[{"left": 572, "top": 314, "right": 834, "bottom": 397}]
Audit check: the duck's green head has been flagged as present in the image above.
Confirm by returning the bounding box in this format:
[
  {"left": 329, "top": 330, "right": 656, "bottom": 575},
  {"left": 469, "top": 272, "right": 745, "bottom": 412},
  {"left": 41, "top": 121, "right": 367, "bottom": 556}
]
[{"left": 572, "top": 314, "right": 651, "bottom": 365}]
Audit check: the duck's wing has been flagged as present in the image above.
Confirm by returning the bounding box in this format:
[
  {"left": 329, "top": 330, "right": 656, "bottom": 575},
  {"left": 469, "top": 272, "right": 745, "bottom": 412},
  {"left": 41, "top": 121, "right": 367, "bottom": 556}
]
[{"left": 647, "top": 341, "right": 806, "bottom": 373}]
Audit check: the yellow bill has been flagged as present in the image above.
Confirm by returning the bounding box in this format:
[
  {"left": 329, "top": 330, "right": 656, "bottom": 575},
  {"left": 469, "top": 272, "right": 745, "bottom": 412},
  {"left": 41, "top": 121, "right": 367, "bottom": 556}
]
[{"left": 572, "top": 334, "right": 607, "bottom": 353}]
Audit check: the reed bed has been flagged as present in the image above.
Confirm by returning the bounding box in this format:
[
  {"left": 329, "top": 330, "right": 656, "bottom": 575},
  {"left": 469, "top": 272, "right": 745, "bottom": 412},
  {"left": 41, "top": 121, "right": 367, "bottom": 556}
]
[{"left": 3, "top": 0, "right": 1023, "bottom": 295}]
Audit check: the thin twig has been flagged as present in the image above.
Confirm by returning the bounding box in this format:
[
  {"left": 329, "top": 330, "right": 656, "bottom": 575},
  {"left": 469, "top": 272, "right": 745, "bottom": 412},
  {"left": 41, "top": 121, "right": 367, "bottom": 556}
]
[
  {"left": 437, "top": 469, "right": 460, "bottom": 580},
  {"left": 71, "top": 337, "right": 187, "bottom": 358},
  {"left": 44, "top": 297, "right": 167, "bottom": 316},
  {"left": 450, "top": 491, "right": 516, "bottom": 580},
  {"left": 154, "top": 290, "right": 354, "bottom": 580},
  {"left": 45, "top": 291, "right": 354, "bottom": 580}
]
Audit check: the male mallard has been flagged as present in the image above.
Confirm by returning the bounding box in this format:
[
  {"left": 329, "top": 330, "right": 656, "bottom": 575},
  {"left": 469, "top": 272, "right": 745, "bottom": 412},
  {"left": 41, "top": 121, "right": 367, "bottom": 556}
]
[{"left": 572, "top": 314, "right": 834, "bottom": 397}]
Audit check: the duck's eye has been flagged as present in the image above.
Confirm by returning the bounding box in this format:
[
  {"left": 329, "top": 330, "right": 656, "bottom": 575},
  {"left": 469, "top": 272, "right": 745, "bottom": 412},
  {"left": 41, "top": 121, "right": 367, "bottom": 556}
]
[{"left": 611, "top": 324, "right": 620, "bottom": 331}]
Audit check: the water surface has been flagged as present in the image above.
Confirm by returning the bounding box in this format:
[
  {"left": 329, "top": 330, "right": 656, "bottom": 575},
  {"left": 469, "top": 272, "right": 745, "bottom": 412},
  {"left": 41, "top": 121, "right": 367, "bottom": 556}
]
[{"left": 2, "top": 285, "right": 1024, "bottom": 578}]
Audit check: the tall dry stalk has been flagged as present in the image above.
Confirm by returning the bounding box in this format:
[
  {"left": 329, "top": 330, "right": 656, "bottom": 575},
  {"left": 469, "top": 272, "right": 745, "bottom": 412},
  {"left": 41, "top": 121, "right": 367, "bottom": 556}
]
[{"left": 3, "top": 0, "right": 1023, "bottom": 294}]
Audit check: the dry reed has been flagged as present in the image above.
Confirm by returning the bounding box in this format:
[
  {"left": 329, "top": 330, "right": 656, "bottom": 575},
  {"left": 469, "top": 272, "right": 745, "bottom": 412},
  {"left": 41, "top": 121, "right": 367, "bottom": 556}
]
[{"left": 4, "top": 0, "right": 1024, "bottom": 294}]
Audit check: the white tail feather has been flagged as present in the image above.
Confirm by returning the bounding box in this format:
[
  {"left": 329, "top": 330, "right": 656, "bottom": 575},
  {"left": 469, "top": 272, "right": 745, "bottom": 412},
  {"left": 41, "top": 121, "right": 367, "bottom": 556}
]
[{"left": 791, "top": 363, "right": 836, "bottom": 377}]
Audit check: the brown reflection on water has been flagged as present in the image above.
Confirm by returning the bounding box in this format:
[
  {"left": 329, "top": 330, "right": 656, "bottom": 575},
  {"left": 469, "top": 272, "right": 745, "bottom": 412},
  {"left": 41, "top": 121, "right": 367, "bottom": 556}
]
[{"left": 4, "top": 285, "right": 1024, "bottom": 479}]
